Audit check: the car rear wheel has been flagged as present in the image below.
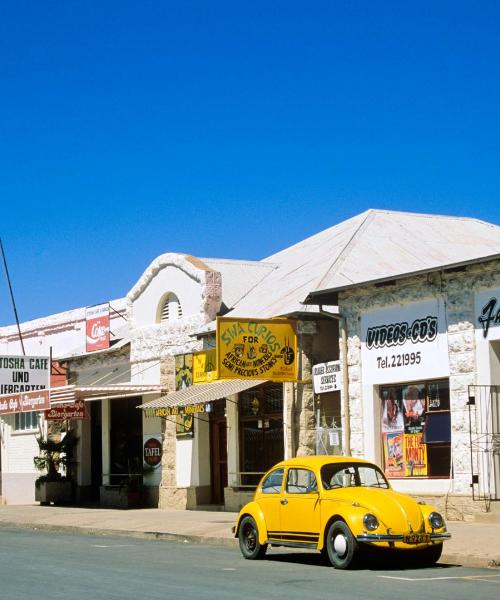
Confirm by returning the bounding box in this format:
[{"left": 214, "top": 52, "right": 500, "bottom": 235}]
[
  {"left": 238, "top": 516, "right": 268, "bottom": 560},
  {"left": 326, "top": 520, "right": 358, "bottom": 569}
]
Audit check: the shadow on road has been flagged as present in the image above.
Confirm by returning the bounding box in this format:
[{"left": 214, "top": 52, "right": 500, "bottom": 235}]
[{"left": 264, "top": 549, "right": 458, "bottom": 571}]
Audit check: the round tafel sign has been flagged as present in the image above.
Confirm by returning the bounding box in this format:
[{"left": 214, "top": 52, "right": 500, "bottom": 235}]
[{"left": 143, "top": 437, "right": 162, "bottom": 468}]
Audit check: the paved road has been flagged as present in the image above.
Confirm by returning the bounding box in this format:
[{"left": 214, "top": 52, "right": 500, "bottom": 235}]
[{"left": 1, "top": 528, "right": 499, "bottom": 600}]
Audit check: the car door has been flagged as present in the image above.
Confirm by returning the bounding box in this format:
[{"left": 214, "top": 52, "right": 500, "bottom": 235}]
[
  {"left": 255, "top": 467, "right": 284, "bottom": 539},
  {"left": 279, "top": 467, "right": 321, "bottom": 547}
]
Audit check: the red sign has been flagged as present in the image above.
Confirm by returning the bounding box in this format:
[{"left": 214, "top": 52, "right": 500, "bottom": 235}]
[
  {"left": 0, "top": 389, "right": 50, "bottom": 415},
  {"left": 85, "top": 303, "right": 110, "bottom": 352},
  {"left": 45, "top": 399, "right": 86, "bottom": 421}
]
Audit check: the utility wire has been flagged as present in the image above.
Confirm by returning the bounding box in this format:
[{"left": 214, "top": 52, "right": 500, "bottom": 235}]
[{"left": 0, "top": 237, "right": 25, "bottom": 355}]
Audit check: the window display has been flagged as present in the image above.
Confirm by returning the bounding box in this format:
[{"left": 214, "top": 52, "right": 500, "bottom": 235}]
[{"left": 381, "top": 379, "right": 450, "bottom": 478}]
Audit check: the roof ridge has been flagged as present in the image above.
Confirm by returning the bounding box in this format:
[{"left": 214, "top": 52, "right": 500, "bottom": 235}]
[
  {"left": 367, "top": 207, "right": 500, "bottom": 227},
  {"left": 314, "top": 210, "right": 376, "bottom": 291}
]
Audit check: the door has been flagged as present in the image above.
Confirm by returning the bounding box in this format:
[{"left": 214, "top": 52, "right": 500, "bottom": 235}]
[
  {"left": 279, "top": 467, "right": 321, "bottom": 546},
  {"left": 90, "top": 400, "right": 102, "bottom": 501},
  {"left": 210, "top": 415, "right": 228, "bottom": 504}
]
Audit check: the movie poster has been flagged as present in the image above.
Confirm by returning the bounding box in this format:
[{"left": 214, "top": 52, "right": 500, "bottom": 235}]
[
  {"left": 403, "top": 383, "right": 426, "bottom": 433},
  {"left": 383, "top": 431, "right": 405, "bottom": 477},
  {"left": 381, "top": 387, "right": 404, "bottom": 432},
  {"left": 404, "top": 433, "right": 427, "bottom": 476}
]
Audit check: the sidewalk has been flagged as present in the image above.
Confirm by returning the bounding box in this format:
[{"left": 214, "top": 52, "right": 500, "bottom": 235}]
[{"left": 0, "top": 504, "right": 499, "bottom": 569}]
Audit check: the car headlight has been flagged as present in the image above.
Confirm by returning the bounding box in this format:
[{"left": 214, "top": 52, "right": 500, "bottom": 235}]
[
  {"left": 363, "top": 513, "right": 379, "bottom": 531},
  {"left": 429, "top": 512, "right": 444, "bottom": 529}
]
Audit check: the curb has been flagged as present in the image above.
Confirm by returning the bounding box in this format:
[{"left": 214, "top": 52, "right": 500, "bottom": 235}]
[
  {"left": 0, "top": 520, "right": 239, "bottom": 548},
  {"left": 440, "top": 552, "right": 500, "bottom": 570}
]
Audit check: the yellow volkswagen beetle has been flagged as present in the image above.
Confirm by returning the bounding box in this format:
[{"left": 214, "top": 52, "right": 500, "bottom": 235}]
[{"left": 234, "top": 456, "right": 450, "bottom": 569}]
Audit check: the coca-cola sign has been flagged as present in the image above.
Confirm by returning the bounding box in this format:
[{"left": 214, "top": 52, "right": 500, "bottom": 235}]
[{"left": 85, "top": 303, "right": 110, "bottom": 352}]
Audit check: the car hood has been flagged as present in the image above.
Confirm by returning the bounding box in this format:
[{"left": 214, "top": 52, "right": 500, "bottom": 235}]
[{"left": 323, "top": 487, "right": 424, "bottom": 532}]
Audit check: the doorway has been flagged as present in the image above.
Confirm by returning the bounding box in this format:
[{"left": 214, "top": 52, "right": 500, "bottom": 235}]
[
  {"left": 209, "top": 400, "right": 227, "bottom": 505},
  {"left": 90, "top": 400, "right": 102, "bottom": 501}
]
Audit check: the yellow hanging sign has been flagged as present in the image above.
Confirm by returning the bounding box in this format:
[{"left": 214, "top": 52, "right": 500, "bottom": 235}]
[
  {"left": 216, "top": 317, "right": 297, "bottom": 382},
  {"left": 193, "top": 349, "right": 217, "bottom": 383}
]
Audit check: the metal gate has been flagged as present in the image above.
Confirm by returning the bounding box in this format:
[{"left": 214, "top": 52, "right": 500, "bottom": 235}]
[{"left": 468, "top": 385, "right": 500, "bottom": 506}]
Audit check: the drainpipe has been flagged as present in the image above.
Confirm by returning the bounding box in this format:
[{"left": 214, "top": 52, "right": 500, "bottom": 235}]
[
  {"left": 339, "top": 316, "right": 351, "bottom": 456},
  {"left": 318, "top": 307, "right": 351, "bottom": 456}
]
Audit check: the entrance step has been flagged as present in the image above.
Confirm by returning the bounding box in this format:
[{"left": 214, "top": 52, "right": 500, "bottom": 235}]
[
  {"left": 195, "top": 504, "right": 225, "bottom": 512},
  {"left": 475, "top": 502, "right": 500, "bottom": 523}
]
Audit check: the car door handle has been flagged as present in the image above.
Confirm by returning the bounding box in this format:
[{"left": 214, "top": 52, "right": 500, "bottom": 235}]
[{"left": 280, "top": 498, "right": 288, "bottom": 505}]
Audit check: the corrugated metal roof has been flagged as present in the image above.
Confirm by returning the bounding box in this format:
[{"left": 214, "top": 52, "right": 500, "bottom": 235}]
[
  {"left": 50, "top": 384, "right": 163, "bottom": 405},
  {"left": 228, "top": 209, "right": 500, "bottom": 318},
  {"left": 138, "top": 379, "right": 267, "bottom": 409},
  {"left": 57, "top": 336, "right": 130, "bottom": 361}
]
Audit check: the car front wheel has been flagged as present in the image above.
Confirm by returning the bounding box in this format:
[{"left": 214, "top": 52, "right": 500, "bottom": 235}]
[
  {"left": 238, "top": 516, "right": 268, "bottom": 560},
  {"left": 325, "top": 520, "right": 358, "bottom": 569}
]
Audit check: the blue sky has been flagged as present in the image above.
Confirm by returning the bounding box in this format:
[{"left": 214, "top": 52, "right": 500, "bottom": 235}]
[{"left": 1, "top": 1, "right": 499, "bottom": 326}]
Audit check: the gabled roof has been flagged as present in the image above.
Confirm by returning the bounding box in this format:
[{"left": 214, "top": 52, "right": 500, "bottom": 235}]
[
  {"left": 306, "top": 209, "right": 500, "bottom": 301},
  {"left": 229, "top": 209, "right": 500, "bottom": 318},
  {"left": 201, "top": 258, "right": 276, "bottom": 309}
]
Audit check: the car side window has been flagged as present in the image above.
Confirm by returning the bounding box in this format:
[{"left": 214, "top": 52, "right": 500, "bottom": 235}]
[
  {"left": 261, "top": 468, "right": 284, "bottom": 494},
  {"left": 286, "top": 468, "right": 317, "bottom": 494}
]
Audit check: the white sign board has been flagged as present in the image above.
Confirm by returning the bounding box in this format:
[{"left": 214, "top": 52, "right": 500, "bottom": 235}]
[
  {"left": 475, "top": 287, "right": 500, "bottom": 342},
  {"left": 313, "top": 360, "right": 342, "bottom": 394},
  {"left": 0, "top": 355, "right": 50, "bottom": 397},
  {"left": 361, "top": 299, "right": 449, "bottom": 385}
]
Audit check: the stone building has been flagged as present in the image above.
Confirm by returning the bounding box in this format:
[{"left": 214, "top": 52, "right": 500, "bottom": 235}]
[{"left": 305, "top": 210, "right": 500, "bottom": 519}]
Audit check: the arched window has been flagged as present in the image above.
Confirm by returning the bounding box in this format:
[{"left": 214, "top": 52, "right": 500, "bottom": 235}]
[{"left": 158, "top": 293, "right": 183, "bottom": 323}]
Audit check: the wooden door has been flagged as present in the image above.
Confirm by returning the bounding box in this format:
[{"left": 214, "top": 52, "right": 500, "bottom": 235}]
[{"left": 210, "top": 416, "right": 228, "bottom": 505}]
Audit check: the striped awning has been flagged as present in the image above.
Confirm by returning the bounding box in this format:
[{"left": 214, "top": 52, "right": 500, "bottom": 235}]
[
  {"left": 138, "top": 379, "right": 268, "bottom": 410},
  {"left": 49, "top": 384, "right": 164, "bottom": 405}
]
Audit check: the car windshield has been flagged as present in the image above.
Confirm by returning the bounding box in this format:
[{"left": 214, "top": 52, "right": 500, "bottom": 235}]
[{"left": 321, "top": 462, "right": 389, "bottom": 490}]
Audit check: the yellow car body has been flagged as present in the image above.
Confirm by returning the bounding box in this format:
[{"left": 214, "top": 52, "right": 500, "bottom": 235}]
[{"left": 234, "top": 456, "right": 450, "bottom": 569}]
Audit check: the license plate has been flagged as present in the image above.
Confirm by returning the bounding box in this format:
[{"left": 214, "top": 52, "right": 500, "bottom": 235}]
[{"left": 403, "top": 533, "right": 431, "bottom": 544}]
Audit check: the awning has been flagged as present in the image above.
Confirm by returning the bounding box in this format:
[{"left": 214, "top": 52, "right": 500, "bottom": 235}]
[
  {"left": 138, "top": 379, "right": 268, "bottom": 410},
  {"left": 49, "top": 384, "right": 164, "bottom": 405}
]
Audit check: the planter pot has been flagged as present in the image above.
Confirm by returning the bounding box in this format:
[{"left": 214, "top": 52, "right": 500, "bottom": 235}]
[{"left": 35, "top": 481, "right": 73, "bottom": 505}]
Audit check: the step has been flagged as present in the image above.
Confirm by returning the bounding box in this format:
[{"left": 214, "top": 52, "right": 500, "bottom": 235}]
[
  {"left": 194, "top": 504, "right": 225, "bottom": 512},
  {"left": 475, "top": 503, "right": 500, "bottom": 523}
]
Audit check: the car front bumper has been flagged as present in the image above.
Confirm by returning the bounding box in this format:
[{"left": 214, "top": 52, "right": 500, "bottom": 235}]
[{"left": 356, "top": 532, "right": 451, "bottom": 543}]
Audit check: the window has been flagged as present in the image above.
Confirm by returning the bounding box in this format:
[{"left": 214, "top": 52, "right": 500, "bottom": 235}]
[
  {"left": 158, "top": 293, "right": 182, "bottom": 323},
  {"left": 380, "top": 379, "right": 451, "bottom": 478},
  {"left": 14, "top": 411, "right": 39, "bottom": 432},
  {"left": 261, "top": 468, "right": 284, "bottom": 494},
  {"left": 286, "top": 468, "right": 317, "bottom": 494},
  {"left": 239, "top": 383, "right": 284, "bottom": 487}
]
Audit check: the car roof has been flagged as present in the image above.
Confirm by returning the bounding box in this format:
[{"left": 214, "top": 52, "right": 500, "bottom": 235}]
[{"left": 271, "top": 455, "right": 374, "bottom": 470}]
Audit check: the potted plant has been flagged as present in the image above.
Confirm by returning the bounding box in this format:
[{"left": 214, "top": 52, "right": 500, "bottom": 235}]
[{"left": 34, "top": 428, "right": 78, "bottom": 505}]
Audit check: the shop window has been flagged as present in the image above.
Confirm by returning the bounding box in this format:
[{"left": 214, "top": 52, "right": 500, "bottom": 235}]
[
  {"left": 239, "top": 384, "right": 284, "bottom": 487},
  {"left": 381, "top": 379, "right": 451, "bottom": 479},
  {"left": 14, "top": 411, "right": 38, "bottom": 432}
]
